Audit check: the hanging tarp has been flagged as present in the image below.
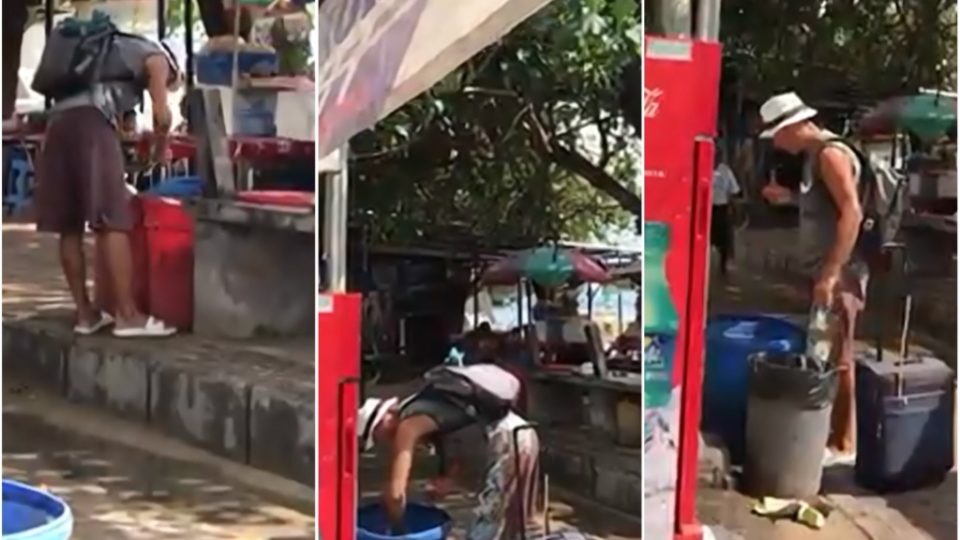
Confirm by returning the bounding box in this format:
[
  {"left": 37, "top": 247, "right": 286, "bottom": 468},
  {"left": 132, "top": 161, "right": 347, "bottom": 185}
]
[{"left": 315, "top": 0, "right": 553, "bottom": 158}]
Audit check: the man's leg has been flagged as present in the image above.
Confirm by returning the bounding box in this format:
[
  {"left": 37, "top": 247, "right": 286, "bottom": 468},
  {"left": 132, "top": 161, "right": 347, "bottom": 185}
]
[
  {"left": 827, "top": 288, "right": 862, "bottom": 454},
  {"left": 59, "top": 232, "right": 97, "bottom": 325},
  {"left": 718, "top": 205, "right": 732, "bottom": 275},
  {"left": 96, "top": 230, "right": 147, "bottom": 328}
]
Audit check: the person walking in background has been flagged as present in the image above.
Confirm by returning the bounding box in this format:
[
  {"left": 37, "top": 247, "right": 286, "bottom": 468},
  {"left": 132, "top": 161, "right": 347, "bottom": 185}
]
[
  {"left": 33, "top": 18, "right": 182, "bottom": 338},
  {"left": 711, "top": 151, "right": 741, "bottom": 277},
  {"left": 758, "top": 92, "right": 866, "bottom": 465}
]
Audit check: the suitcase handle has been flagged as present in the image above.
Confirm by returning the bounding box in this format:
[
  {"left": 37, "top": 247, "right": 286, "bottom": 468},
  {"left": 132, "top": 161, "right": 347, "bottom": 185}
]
[{"left": 895, "top": 295, "right": 912, "bottom": 397}]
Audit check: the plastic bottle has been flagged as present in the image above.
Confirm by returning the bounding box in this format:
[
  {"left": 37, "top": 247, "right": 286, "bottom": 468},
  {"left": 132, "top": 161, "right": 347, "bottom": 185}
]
[
  {"left": 643, "top": 221, "right": 679, "bottom": 410},
  {"left": 445, "top": 346, "right": 466, "bottom": 367},
  {"left": 805, "top": 305, "right": 834, "bottom": 366}
]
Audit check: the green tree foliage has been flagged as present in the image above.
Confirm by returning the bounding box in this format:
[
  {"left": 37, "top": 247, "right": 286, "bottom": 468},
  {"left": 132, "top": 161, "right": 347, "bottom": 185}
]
[
  {"left": 350, "top": 0, "right": 642, "bottom": 247},
  {"left": 721, "top": 0, "right": 957, "bottom": 100}
]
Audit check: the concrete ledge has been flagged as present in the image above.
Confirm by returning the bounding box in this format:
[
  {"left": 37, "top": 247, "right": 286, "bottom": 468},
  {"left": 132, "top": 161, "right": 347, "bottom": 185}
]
[
  {"left": 3, "top": 324, "right": 68, "bottom": 393},
  {"left": 150, "top": 359, "right": 250, "bottom": 463},
  {"left": 540, "top": 427, "right": 643, "bottom": 517},
  {"left": 737, "top": 238, "right": 956, "bottom": 353},
  {"left": 3, "top": 316, "right": 314, "bottom": 486},
  {"left": 250, "top": 382, "right": 316, "bottom": 482}
]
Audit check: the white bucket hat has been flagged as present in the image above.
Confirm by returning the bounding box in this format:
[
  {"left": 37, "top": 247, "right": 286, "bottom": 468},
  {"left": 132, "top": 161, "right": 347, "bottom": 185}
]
[
  {"left": 358, "top": 397, "right": 398, "bottom": 451},
  {"left": 759, "top": 92, "right": 818, "bottom": 138}
]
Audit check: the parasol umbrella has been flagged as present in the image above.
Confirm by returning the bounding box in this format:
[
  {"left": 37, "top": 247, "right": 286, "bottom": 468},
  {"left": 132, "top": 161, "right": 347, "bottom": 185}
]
[
  {"left": 859, "top": 94, "right": 957, "bottom": 141},
  {"left": 481, "top": 246, "right": 611, "bottom": 287}
]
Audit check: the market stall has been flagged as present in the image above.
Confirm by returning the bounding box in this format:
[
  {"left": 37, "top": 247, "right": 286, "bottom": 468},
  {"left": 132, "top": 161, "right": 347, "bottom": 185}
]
[
  {"left": 473, "top": 245, "right": 644, "bottom": 453},
  {"left": 3, "top": 0, "right": 317, "bottom": 338},
  {"left": 179, "top": 0, "right": 317, "bottom": 338},
  {"left": 859, "top": 90, "right": 957, "bottom": 233}
]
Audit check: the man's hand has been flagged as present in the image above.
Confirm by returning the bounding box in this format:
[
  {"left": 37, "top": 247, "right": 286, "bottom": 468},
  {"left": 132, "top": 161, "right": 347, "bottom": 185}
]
[
  {"left": 813, "top": 269, "right": 840, "bottom": 308},
  {"left": 153, "top": 102, "right": 173, "bottom": 133},
  {"left": 150, "top": 104, "right": 173, "bottom": 163},
  {"left": 761, "top": 181, "right": 792, "bottom": 205}
]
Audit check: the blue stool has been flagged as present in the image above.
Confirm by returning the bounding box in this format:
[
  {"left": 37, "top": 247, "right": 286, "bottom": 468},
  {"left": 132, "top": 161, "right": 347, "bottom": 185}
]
[{"left": 3, "top": 146, "right": 34, "bottom": 215}]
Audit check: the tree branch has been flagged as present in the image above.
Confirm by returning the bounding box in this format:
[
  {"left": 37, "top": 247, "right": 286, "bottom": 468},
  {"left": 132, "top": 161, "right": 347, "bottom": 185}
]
[{"left": 548, "top": 143, "right": 642, "bottom": 215}]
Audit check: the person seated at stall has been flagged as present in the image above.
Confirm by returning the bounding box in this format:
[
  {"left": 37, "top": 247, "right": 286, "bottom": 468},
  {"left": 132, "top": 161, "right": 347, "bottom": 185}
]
[
  {"left": 612, "top": 294, "right": 642, "bottom": 354},
  {"left": 447, "top": 322, "right": 501, "bottom": 366},
  {"left": 119, "top": 110, "right": 138, "bottom": 140},
  {"left": 359, "top": 364, "right": 542, "bottom": 540},
  {"left": 472, "top": 323, "right": 501, "bottom": 363},
  {"left": 535, "top": 286, "right": 594, "bottom": 368}
]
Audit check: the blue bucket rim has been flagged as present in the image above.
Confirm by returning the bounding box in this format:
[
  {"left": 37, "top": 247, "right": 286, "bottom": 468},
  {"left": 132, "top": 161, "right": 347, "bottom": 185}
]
[
  {"left": 356, "top": 502, "right": 451, "bottom": 540},
  {"left": 3, "top": 479, "right": 73, "bottom": 540},
  {"left": 707, "top": 313, "right": 804, "bottom": 338}
]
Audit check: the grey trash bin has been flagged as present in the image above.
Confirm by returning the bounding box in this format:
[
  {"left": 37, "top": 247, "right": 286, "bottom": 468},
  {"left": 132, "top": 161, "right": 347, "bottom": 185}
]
[{"left": 743, "top": 352, "right": 837, "bottom": 498}]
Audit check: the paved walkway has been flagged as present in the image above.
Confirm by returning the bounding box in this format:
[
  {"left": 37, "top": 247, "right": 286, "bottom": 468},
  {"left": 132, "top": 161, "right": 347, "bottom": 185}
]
[
  {"left": 702, "top": 256, "right": 957, "bottom": 540},
  {"left": 4, "top": 386, "right": 315, "bottom": 539},
  {"left": 2, "top": 224, "right": 315, "bottom": 484}
]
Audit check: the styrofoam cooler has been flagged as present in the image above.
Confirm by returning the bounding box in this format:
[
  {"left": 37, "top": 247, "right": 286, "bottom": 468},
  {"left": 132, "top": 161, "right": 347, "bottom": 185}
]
[
  {"left": 95, "top": 196, "right": 149, "bottom": 317},
  {"left": 142, "top": 196, "right": 195, "bottom": 331},
  {"left": 220, "top": 89, "right": 278, "bottom": 137},
  {"left": 195, "top": 50, "right": 278, "bottom": 87},
  {"left": 855, "top": 348, "right": 955, "bottom": 492}
]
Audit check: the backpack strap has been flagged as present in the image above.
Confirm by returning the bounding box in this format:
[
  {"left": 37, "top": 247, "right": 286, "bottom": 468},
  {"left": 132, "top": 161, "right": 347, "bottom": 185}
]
[{"left": 816, "top": 136, "right": 874, "bottom": 206}]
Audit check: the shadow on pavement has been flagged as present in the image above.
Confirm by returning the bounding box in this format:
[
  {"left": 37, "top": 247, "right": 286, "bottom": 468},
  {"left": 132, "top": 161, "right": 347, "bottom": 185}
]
[
  {"left": 3, "top": 410, "right": 314, "bottom": 539},
  {"left": 822, "top": 466, "right": 957, "bottom": 540}
]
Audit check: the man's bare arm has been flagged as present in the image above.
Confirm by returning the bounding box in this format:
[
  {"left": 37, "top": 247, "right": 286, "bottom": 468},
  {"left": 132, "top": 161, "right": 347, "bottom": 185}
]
[
  {"left": 384, "top": 415, "right": 438, "bottom": 531},
  {"left": 818, "top": 146, "right": 863, "bottom": 277},
  {"left": 145, "top": 55, "right": 172, "bottom": 133}
]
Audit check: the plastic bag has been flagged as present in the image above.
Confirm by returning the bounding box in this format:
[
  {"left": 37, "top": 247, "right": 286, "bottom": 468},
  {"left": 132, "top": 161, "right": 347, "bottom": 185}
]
[{"left": 748, "top": 352, "right": 837, "bottom": 409}]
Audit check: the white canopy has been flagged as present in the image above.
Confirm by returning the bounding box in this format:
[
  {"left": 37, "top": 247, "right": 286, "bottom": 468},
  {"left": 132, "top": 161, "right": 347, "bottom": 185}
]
[{"left": 315, "top": 0, "right": 553, "bottom": 159}]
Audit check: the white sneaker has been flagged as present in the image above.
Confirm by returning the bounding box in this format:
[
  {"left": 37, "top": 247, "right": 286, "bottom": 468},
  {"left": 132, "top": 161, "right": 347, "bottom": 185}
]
[{"left": 823, "top": 448, "right": 856, "bottom": 467}]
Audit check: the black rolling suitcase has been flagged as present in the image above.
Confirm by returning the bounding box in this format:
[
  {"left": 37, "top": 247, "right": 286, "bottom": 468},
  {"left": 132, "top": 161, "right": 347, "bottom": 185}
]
[{"left": 855, "top": 248, "right": 955, "bottom": 492}]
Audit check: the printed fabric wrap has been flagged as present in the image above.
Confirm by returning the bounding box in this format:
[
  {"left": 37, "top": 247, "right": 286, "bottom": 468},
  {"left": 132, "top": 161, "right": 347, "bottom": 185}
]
[{"left": 466, "top": 412, "right": 541, "bottom": 540}]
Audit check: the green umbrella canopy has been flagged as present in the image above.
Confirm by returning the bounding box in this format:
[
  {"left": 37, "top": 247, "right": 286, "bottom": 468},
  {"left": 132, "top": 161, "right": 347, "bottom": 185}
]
[
  {"left": 481, "top": 246, "right": 611, "bottom": 287},
  {"left": 860, "top": 94, "right": 957, "bottom": 141}
]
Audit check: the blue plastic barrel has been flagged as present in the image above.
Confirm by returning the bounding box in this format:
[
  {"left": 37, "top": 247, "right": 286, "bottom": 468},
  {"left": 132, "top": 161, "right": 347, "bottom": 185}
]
[
  {"left": 357, "top": 503, "right": 451, "bottom": 540},
  {"left": 3, "top": 479, "right": 73, "bottom": 540},
  {"left": 148, "top": 176, "right": 202, "bottom": 198},
  {"left": 703, "top": 314, "right": 806, "bottom": 463}
]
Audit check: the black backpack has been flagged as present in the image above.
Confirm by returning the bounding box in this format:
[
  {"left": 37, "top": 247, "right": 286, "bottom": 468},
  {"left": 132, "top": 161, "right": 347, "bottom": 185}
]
[
  {"left": 33, "top": 14, "right": 120, "bottom": 99},
  {"left": 420, "top": 364, "right": 520, "bottom": 422}
]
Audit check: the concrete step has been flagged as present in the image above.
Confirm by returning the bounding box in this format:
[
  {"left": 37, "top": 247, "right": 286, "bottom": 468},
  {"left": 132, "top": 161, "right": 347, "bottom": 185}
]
[
  {"left": 3, "top": 312, "right": 315, "bottom": 485},
  {"left": 538, "top": 426, "right": 643, "bottom": 518}
]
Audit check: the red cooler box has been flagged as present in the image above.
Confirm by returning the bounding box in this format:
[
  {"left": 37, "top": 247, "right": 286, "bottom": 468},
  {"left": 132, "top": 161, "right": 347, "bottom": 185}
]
[
  {"left": 142, "top": 196, "right": 194, "bottom": 330},
  {"left": 95, "top": 196, "right": 149, "bottom": 316}
]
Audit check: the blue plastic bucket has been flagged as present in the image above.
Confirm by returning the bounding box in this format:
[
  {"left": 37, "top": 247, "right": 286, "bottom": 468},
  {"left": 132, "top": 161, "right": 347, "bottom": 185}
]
[
  {"left": 357, "top": 503, "right": 450, "bottom": 540},
  {"left": 703, "top": 314, "right": 806, "bottom": 463},
  {"left": 148, "top": 176, "right": 202, "bottom": 198},
  {"left": 3, "top": 479, "right": 73, "bottom": 540}
]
